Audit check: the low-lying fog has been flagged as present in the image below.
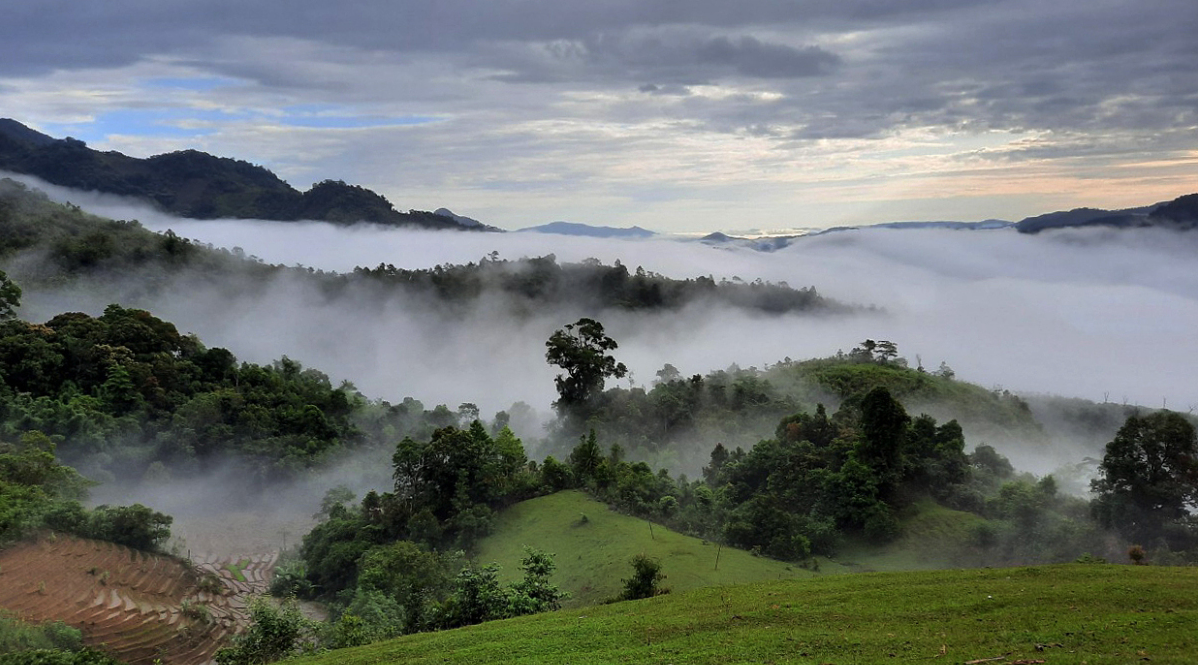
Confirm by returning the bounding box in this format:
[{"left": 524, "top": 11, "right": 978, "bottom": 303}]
[
  {"left": 8, "top": 173, "right": 1198, "bottom": 548},
  {"left": 17, "top": 174, "right": 1195, "bottom": 420}
]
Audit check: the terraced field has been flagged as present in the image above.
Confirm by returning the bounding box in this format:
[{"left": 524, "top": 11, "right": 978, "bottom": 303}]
[{"left": 0, "top": 534, "right": 276, "bottom": 665}]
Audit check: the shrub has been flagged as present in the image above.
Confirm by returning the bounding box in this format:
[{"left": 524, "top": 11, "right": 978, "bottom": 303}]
[
  {"left": 620, "top": 555, "right": 667, "bottom": 601},
  {"left": 1128, "top": 544, "right": 1147, "bottom": 565}
]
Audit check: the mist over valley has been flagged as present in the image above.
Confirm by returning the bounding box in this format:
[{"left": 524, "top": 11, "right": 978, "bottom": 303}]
[
  {"left": 5, "top": 0, "right": 1198, "bottom": 659},
  {"left": 8, "top": 172, "right": 1196, "bottom": 457}
]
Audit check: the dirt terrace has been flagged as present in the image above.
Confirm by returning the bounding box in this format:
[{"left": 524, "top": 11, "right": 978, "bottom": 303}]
[{"left": 0, "top": 534, "right": 276, "bottom": 665}]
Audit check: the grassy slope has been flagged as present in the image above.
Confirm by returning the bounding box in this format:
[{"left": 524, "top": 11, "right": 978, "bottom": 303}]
[
  {"left": 294, "top": 564, "right": 1198, "bottom": 665},
  {"left": 474, "top": 491, "right": 843, "bottom": 607},
  {"left": 836, "top": 499, "right": 990, "bottom": 572}
]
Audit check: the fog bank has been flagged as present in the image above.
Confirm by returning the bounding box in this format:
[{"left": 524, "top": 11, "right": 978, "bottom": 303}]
[{"left": 11, "top": 173, "right": 1198, "bottom": 442}]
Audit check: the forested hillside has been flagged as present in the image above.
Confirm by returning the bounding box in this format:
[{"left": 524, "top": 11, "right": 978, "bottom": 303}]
[
  {"left": 0, "top": 178, "right": 844, "bottom": 320},
  {"left": 0, "top": 120, "right": 481, "bottom": 231}
]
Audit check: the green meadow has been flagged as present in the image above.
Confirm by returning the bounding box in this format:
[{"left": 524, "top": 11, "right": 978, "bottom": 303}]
[
  {"left": 473, "top": 490, "right": 844, "bottom": 606},
  {"left": 292, "top": 564, "right": 1198, "bottom": 665}
]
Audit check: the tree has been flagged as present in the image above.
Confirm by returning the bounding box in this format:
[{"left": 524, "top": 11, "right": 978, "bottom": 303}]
[
  {"left": 569, "top": 429, "right": 604, "bottom": 485},
  {"left": 356, "top": 541, "right": 452, "bottom": 633},
  {"left": 857, "top": 387, "right": 909, "bottom": 495},
  {"left": 509, "top": 547, "right": 568, "bottom": 614},
  {"left": 86, "top": 504, "right": 173, "bottom": 552},
  {"left": 1091, "top": 411, "right": 1198, "bottom": 545},
  {"left": 545, "top": 318, "right": 627, "bottom": 412},
  {"left": 0, "top": 269, "right": 20, "bottom": 320}
]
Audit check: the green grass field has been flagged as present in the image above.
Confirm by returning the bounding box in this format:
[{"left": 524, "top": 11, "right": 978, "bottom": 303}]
[
  {"left": 293, "top": 563, "right": 1198, "bottom": 664},
  {"left": 473, "top": 491, "right": 842, "bottom": 606}
]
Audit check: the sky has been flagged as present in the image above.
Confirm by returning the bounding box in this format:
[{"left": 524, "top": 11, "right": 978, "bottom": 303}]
[{"left": 3, "top": 0, "right": 1195, "bottom": 233}]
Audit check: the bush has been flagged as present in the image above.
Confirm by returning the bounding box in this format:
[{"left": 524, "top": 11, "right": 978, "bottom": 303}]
[
  {"left": 620, "top": 555, "right": 667, "bottom": 601},
  {"left": 862, "top": 503, "right": 901, "bottom": 543},
  {"left": 0, "top": 615, "right": 82, "bottom": 653},
  {"left": 86, "top": 504, "right": 172, "bottom": 552},
  {"left": 0, "top": 649, "right": 123, "bottom": 665},
  {"left": 215, "top": 597, "right": 318, "bottom": 665}
]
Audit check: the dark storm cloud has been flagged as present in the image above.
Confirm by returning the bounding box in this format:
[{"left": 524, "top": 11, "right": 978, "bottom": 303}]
[
  {"left": 501, "top": 30, "right": 841, "bottom": 84},
  {"left": 692, "top": 35, "right": 840, "bottom": 78},
  {"left": 2, "top": 0, "right": 996, "bottom": 76},
  {"left": 5, "top": 0, "right": 1196, "bottom": 203}
]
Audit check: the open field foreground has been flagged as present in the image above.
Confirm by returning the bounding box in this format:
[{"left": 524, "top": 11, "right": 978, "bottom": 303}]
[
  {"left": 293, "top": 564, "right": 1198, "bottom": 665},
  {"left": 0, "top": 534, "right": 275, "bottom": 665}
]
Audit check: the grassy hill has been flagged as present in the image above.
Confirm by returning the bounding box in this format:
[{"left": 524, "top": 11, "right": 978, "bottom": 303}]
[
  {"left": 291, "top": 563, "right": 1198, "bottom": 664},
  {"left": 473, "top": 491, "right": 842, "bottom": 607}
]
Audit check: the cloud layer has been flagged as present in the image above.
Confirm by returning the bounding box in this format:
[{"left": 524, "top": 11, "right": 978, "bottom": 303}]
[{"left": 3, "top": 0, "right": 1195, "bottom": 231}]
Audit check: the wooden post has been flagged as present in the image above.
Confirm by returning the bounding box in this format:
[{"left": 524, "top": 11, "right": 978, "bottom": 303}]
[{"left": 715, "top": 544, "right": 722, "bottom": 571}]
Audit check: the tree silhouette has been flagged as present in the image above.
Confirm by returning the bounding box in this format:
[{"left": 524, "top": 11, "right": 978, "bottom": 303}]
[{"left": 545, "top": 318, "right": 627, "bottom": 413}]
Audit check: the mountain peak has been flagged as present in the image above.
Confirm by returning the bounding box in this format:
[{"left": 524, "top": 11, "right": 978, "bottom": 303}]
[{"left": 517, "top": 221, "right": 656, "bottom": 238}]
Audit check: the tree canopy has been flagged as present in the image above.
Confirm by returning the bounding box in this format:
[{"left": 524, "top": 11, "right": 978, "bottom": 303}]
[
  {"left": 545, "top": 318, "right": 627, "bottom": 414},
  {"left": 1091, "top": 411, "right": 1198, "bottom": 547}
]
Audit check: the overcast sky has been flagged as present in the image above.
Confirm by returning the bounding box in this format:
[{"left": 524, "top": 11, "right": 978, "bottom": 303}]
[{"left": 4, "top": 0, "right": 1196, "bottom": 233}]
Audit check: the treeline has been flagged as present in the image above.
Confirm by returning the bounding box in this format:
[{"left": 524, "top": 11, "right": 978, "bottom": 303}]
[
  {"left": 264, "top": 422, "right": 568, "bottom": 653},
  {"left": 0, "top": 304, "right": 363, "bottom": 484},
  {"left": 0, "top": 178, "right": 846, "bottom": 318},
  {"left": 535, "top": 338, "right": 1045, "bottom": 474},
  {"left": 0, "top": 299, "right": 505, "bottom": 489},
  {"left": 549, "top": 390, "right": 1105, "bottom": 565},
  {"left": 352, "top": 255, "right": 839, "bottom": 314},
  {"left": 0, "top": 430, "right": 171, "bottom": 552}
]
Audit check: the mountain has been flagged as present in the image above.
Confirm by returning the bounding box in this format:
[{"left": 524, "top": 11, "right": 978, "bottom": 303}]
[
  {"left": 698, "top": 220, "right": 1010, "bottom": 253},
  {"left": 0, "top": 118, "right": 486, "bottom": 231},
  {"left": 698, "top": 231, "right": 798, "bottom": 252},
  {"left": 1014, "top": 205, "right": 1154, "bottom": 234},
  {"left": 815, "top": 219, "right": 1013, "bottom": 235},
  {"left": 1148, "top": 193, "right": 1198, "bottom": 226},
  {"left": 517, "top": 221, "right": 656, "bottom": 238},
  {"left": 1012, "top": 195, "right": 1198, "bottom": 234},
  {"left": 432, "top": 207, "right": 503, "bottom": 232}
]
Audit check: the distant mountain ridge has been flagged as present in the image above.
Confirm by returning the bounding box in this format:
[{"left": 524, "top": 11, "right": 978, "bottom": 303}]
[
  {"left": 517, "top": 221, "right": 656, "bottom": 238},
  {"left": 1014, "top": 196, "right": 1198, "bottom": 233},
  {"left": 0, "top": 118, "right": 491, "bottom": 231}
]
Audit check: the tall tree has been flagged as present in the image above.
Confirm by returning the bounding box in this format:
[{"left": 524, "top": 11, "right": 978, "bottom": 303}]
[
  {"left": 544, "top": 318, "right": 627, "bottom": 413},
  {"left": 857, "top": 387, "right": 910, "bottom": 495},
  {"left": 1091, "top": 411, "right": 1198, "bottom": 545}
]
